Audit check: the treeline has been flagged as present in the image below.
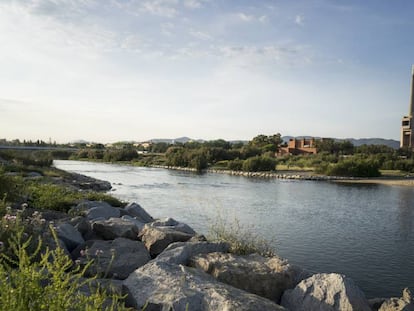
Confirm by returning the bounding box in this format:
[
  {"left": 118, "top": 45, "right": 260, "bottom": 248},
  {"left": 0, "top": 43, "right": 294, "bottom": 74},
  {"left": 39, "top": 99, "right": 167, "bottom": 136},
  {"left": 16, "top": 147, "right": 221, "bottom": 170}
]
[
  {"left": 164, "top": 135, "right": 282, "bottom": 172},
  {"left": 281, "top": 139, "right": 414, "bottom": 177},
  {"left": 6, "top": 135, "right": 414, "bottom": 178}
]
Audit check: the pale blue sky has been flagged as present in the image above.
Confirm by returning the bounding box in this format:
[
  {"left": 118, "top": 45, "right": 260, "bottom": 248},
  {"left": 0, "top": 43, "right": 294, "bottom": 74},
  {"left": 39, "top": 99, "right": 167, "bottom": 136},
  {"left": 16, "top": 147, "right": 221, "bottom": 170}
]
[{"left": 0, "top": 0, "right": 413, "bottom": 143}]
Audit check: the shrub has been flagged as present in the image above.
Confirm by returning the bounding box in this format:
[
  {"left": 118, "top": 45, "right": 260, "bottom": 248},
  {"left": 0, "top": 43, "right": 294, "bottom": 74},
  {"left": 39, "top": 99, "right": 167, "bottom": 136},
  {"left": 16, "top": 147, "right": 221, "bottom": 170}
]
[
  {"left": 0, "top": 170, "right": 24, "bottom": 206},
  {"left": 209, "top": 216, "right": 275, "bottom": 257},
  {"left": 26, "top": 183, "right": 124, "bottom": 212},
  {"left": 0, "top": 208, "right": 47, "bottom": 261},
  {"left": 227, "top": 159, "right": 243, "bottom": 171},
  {"left": 242, "top": 156, "right": 276, "bottom": 172},
  {"left": 323, "top": 159, "right": 381, "bottom": 177},
  {"left": 0, "top": 224, "right": 129, "bottom": 310}
]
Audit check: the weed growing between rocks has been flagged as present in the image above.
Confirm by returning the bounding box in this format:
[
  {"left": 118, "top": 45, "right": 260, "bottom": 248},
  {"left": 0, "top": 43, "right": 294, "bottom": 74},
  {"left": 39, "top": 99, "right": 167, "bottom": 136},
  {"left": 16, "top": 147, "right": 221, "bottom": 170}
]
[
  {"left": 208, "top": 216, "right": 276, "bottom": 257},
  {"left": 26, "top": 182, "right": 124, "bottom": 212},
  {"left": 0, "top": 213, "right": 130, "bottom": 311}
]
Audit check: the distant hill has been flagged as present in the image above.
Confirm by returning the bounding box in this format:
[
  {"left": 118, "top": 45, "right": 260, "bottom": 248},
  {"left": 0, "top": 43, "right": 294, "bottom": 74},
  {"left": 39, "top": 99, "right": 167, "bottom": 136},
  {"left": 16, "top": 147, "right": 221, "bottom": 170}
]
[
  {"left": 148, "top": 136, "right": 400, "bottom": 149},
  {"left": 149, "top": 137, "right": 204, "bottom": 144},
  {"left": 282, "top": 136, "right": 400, "bottom": 149},
  {"left": 71, "top": 139, "right": 90, "bottom": 144},
  {"left": 346, "top": 138, "right": 400, "bottom": 149}
]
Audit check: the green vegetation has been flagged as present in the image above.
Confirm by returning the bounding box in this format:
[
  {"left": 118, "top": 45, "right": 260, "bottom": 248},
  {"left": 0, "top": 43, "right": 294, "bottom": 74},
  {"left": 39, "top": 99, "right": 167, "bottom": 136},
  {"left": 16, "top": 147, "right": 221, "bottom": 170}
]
[
  {"left": 0, "top": 217, "right": 129, "bottom": 310},
  {"left": 0, "top": 149, "right": 131, "bottom": 310},
  {"left": 26, "top": 183, "right": 123, "bottom": 212},
  {"left": 209, "top": 216, "right": 275, "bottom": 257},
  {"left": 317, "top": 158, "right": 381, "bottom": 177},
  {"left": 3, "top": 134, "right": 414, "bottom": 177},
  {"left": 0, "top": 150, "right": 123, "bottom": 213}
]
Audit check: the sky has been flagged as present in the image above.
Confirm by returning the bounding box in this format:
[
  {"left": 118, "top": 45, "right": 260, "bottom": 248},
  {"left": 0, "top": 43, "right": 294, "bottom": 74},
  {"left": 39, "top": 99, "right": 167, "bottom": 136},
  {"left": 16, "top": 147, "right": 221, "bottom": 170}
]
[{"left": 1, "top": 0, "right": 414, "bottom": 143}]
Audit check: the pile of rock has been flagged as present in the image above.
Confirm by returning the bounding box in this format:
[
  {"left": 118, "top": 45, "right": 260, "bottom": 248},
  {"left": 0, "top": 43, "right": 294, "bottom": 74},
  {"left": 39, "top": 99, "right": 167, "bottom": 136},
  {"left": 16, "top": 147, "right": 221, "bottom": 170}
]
[{"left": 37, "top": 200, "right": 412, "bottom": 311}]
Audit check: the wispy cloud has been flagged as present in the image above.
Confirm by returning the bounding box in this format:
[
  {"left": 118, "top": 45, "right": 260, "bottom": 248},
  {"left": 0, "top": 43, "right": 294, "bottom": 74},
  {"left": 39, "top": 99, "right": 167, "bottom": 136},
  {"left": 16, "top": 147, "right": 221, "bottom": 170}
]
[
  {"left": 183, "top": 0, "right": 208, "bottom": 9},
  {"left": 140, "top": 0, "right": 179, "bottom": 18},
  {"left": 259, "top": 15, "right": 268, "bottom": 23},
  {"left": 295, "top": 14, "right": 304, "bottom": 26},
  {"left": 237, "top": 12, "right": 254, "bottom": 22},
  {"left": 237, "top": 12, "right": 267, "bottom": 23},
  {"left": 189, "top": 29, "right": 212, "bottom": 41}
]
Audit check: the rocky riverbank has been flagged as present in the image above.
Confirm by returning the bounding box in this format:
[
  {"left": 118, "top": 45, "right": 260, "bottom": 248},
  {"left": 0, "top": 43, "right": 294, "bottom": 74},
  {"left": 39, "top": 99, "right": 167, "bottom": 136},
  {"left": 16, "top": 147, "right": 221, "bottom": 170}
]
[
  {"left": 9, "top": 197, "right": 412, "bottom": 311},
  {"left": 152, "top": 165, "right": 414, "bottom": 187},
  {"left": 151, "top": 165, "right": 354, "bottom": 181}
]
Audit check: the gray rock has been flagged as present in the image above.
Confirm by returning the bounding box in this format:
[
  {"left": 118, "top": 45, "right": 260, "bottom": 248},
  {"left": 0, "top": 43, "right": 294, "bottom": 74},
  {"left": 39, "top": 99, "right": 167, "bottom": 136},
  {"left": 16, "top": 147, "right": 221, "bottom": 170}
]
[
  {"left": 71, "top": 216, "right": 96, "bottom": 240},
  {"left": 77, "top": 278, "right": 124, "bottom": 310},
  {"left": 79, "top": 278, "right": 124, "bottom": 296},
  {"left": 92, "top": 217, "right": 140, "bottom": 240},
  {"left": 191, "top": 252, "right": 304, "bottom": 303},
  {"left": 281, "top": 273, "right": 371, "bottom": 311},
  {"left": 123, "top": 261, "right": 286, "bottom": 311},
  {"left": 86, "top": 206, "right": 120, "bottom": 221},
  {"left": 156, "top": 241, "right": 230, "bottom": 265},
  {"left": 379, "top": 288, "right": 414, "bottom": 311},
  {"left": 139, "top": 225, "right": 195, "bottom": 257},
  {"left": 123, "top": 202, "right": 153, "bottom": 223},
  {"left": 149, "top": 217, "right": 196, "bottom": 235},
  {"left": 70, "top": 201, "right": 120, "bottom": 221},
  {"left": 121, "top": 215, "right": 145, "bottom": 231},
  {"left": 77, "top": 238, "right": 150, "bottom": 280},
  {"left": 55, "top": 223, "right": 85, "bottom": 252},
  {"left": 369, "top": 298, "right": 387, "bottom": 311}
]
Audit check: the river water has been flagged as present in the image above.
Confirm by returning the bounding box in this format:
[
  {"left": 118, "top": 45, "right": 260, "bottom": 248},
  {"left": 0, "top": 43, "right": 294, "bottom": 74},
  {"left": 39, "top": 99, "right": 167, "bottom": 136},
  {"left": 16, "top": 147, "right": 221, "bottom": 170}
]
[{"left": 54, "top": 160, "right": 414, "bottom": 298}]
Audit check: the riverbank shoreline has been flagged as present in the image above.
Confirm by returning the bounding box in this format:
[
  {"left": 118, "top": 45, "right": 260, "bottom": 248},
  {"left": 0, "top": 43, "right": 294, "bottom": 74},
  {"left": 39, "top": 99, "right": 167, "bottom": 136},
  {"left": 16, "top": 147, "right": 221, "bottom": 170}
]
[
  {"left": 48, "top": 161, "right": 414, "bottom": 310},
  {"left": 151, "top": 165, "right": 414, "bottom": 186},
  {"left": 333, "top": 177, "right": 414, "bottom": 187}
]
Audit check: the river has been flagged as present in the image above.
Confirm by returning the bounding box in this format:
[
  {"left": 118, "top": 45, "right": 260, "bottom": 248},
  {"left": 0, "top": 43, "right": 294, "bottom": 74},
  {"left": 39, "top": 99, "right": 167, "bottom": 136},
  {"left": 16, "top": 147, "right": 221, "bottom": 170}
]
[{"left": 54, "top": 160, "right": 414, "bottom": 298}]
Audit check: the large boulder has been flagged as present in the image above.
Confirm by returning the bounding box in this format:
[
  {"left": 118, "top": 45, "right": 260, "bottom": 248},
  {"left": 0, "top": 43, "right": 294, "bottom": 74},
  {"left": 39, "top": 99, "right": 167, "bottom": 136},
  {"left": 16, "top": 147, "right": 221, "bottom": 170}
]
[
  {"left": 379, "top": 288, "right": 414, "bottom": 311},
  {"left": 121, "top": 215, "right": 145, "bottom": 231},
  {"left": 76, "top": 238, "right": 150, "bottom": 279},
  {"left": 122, "top": 202, "right": 153, "bottom": 223},
  {"left": 92, "top": 217, "right": 140, "bottom": 240},
  {"left": 156, "top": 241, "right": 230, "bottom": 265},
  {"left": 281, "top": 273, "right": 371, "bottom": 311},
  {"left": 55, "top": 223, "right": 85, "bottom": 252},
  {"left": 70, "top": 216, "right": 96, "bottom": 240},
  {"left": 149, "top": 217, "right": 196, "bottom": 235},
  {"left": 190, "top": 252, "right": 306, "bottom": 303},
  {"left": 139, "top": 225, "right": 195, "bottom": 257},
  {"left": 70, "top": 201, "right": 120, "bottom": 221},
  {"left": 123, "top": 261, "right": 287, "bottom": 311}
]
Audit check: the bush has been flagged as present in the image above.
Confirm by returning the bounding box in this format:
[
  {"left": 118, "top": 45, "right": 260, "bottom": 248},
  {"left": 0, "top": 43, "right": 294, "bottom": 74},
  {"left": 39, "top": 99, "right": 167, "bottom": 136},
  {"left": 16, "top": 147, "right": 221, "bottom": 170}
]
[
  {"left": 242, "top": 156, "right": 276, "bottom": 172},
  {"left": 227, "top": 159, "right": 243, "bottom": 171},
  {"left": 0, "top": 223, "right": 129, "bottom": 310},
  {"left": 323, "top": 159, "right": 381, "bottom": 177},
  {"left": 26, "top": 183, "right": 124, "bottom": 212},
  {"left": 0, "top": 171, "right": 24, "bottom": 206},
  {"left": 209, "top": 216, "right": 275, "bottom": 257}
]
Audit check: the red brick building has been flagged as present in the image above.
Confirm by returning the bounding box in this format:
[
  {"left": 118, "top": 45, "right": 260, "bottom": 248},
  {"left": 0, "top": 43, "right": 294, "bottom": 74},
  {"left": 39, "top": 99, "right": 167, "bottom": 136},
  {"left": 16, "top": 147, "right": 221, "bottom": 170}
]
[{"left": 278, "top": 138, "right": 318, "bottom": 156}]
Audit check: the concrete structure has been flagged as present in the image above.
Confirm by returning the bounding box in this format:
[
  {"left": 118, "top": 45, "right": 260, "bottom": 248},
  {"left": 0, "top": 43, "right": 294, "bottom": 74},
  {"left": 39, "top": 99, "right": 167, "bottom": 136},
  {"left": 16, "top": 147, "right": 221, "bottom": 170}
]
[
  {"left": 400, "top": 65, "right": 414, "bottom": 148},
  {"left": 278, "top": 138, "right": 319, "bottom": 156}
]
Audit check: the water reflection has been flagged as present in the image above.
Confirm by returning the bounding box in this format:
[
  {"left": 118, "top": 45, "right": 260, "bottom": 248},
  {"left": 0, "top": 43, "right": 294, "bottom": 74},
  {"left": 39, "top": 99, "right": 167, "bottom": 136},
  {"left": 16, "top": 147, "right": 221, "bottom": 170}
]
[{"left": 397, "top": 187, "right": 414, "bottom": 241}]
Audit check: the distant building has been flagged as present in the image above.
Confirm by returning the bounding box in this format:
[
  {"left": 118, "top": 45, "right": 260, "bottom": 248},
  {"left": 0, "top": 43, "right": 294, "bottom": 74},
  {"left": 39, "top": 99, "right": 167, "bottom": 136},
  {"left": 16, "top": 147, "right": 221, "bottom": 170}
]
[
  {"left": 278, "top": 138, "right": 319, "bottom": 156},
  {"left": 401, "top": 65, "right": 414, "bottom": 148}
]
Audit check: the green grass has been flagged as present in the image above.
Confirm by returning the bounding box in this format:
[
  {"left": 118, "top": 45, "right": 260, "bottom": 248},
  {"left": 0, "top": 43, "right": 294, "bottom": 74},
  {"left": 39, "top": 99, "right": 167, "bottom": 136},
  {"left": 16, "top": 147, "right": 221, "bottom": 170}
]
[
  {"left": 26, "top": 182, "right": 124, "bottom": 212},
  {"left": 209, "top": 216, "right": 275, "bottom": 257},
  {"left": 379, "top": 169, "right": 413, "bottom": 177},
  {"left": 275, "top": 164, "right": 315, "bottom": 171}
]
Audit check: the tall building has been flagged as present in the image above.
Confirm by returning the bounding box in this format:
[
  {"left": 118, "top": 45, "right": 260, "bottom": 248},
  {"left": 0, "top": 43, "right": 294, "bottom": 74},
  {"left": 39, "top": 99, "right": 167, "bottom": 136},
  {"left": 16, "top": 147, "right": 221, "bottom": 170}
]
[{"left": 400, "top": 65, "right": 414, "bottom": 148}]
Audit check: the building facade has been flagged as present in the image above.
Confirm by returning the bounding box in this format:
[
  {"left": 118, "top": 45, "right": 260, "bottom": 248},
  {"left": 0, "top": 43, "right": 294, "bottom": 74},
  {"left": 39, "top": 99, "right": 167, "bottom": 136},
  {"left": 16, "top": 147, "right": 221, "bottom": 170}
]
[
  {"left": 400, "top": 65, "right": 414, "bottom": 148},
  {"left": 278, "top": 138, "right": 319, "bottom": 156}
]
